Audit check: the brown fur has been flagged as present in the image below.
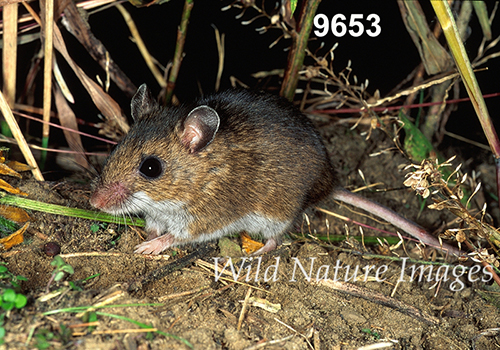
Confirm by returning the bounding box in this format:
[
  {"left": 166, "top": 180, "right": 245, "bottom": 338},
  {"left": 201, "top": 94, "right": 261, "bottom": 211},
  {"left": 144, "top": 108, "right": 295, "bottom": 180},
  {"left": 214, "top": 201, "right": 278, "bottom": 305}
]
[{"left": 91, "top": 85, "right": 336, "bottom": 251}]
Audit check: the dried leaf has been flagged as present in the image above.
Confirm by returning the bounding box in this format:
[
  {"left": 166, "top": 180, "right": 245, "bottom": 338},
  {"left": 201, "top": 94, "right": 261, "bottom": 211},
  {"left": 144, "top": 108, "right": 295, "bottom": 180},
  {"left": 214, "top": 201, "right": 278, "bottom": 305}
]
[
  {"left": 53, "top": 60, "right": 75, "bottom": 103},
  {"left": 0, "top": 178, "right": 28, "bottom": 196},
  {"left": 0, "top": 222, "right": 28, "bottom": 250},
  {"left": 54, "top": 85, "right": 90, "bottom": 170},
  {"left": 62, "top": 1, "right": 136, "bottom": 97},
  {"left": 4, "top": 160, "right": 33, "bottom": 172},
  {"left": 52, "top": 22, "right": 129, "bottom": 136},
  {"left": 0, "top": 205, "right": 31, "bottom": 223},
  {"left": 241, "top": 232, "right": 264, "bottom": 255},
  {"left": 0, "top": 162, "right": 21, "bottom": 178},
  {"left": 239, "top": 297, "right": 281, "bottom": 313},
  {"left": 398, "top": 0, "right": 451, "bottom": 74}
]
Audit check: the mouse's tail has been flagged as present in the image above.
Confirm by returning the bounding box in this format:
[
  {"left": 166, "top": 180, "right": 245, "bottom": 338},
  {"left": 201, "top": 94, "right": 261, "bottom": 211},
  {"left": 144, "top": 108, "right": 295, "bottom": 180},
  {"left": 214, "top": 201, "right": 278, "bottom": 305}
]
[{"left": 331, "top": 188, "right": 463, "bottom": 257}]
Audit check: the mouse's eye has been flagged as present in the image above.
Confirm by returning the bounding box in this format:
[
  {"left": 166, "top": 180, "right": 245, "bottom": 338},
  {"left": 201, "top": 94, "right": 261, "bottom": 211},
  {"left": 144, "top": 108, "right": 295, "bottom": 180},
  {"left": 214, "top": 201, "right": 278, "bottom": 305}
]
[{"left": 139, "top": 156, "right": 163, "bottom": 179}]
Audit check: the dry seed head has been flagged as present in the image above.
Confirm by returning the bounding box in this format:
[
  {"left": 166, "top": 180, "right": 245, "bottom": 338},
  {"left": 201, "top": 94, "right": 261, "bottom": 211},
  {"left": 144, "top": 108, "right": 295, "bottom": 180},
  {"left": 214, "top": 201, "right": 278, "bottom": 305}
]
[
  {"left": 303, "top": 66, "right": 322, "bottom": 79},
  {"left": 465, "top": 182, "right": 482, "bottom": 209},
  {"left": 403, "top": 173, "right": 431, "bottom": 198},
  {"left": 237, "top": 0, "right": 255, "bottom": 7},
  {"left": 470, "top": 248, "right": 499, "bottom": 267},
  {"left": 461, "top": 173, "right": 468, "bottom": 184},
  {"left": 319, "top": 56, "right": 329, "bottom": 69},
  {"left": 428, "top": 201, "right": 448, "bottom": 210},
  {"left": 455, "top": 230, "right": 466, "bottom": 243}
]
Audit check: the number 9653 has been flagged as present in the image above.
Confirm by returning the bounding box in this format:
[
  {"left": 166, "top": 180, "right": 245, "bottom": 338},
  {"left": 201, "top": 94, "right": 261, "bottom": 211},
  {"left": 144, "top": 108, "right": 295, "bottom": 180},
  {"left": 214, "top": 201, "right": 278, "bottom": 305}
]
[{"left": 313, "top": 14, "right": 381, "bottom": 38}]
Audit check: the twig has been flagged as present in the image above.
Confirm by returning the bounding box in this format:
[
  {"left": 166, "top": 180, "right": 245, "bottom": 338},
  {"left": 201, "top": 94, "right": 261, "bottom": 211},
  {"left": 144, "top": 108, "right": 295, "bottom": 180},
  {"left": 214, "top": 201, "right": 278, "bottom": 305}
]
[
  {"left": 281, "top": 0, "right": 322, "bottom": 100},
  {"left": 237, "top": 287, "right": 252, "bottom": 330},
  {"left": 164, "top": 0, "right": 194, "bottom": 104},
  {"left": 243, "top": 335, "right": 294, "bottom": 350},
  {"left": 127, "top": 243, "right": 217, "bottom": 292},
  {"left": 313, "top": 279, "right": 440, "bottom": 325}
]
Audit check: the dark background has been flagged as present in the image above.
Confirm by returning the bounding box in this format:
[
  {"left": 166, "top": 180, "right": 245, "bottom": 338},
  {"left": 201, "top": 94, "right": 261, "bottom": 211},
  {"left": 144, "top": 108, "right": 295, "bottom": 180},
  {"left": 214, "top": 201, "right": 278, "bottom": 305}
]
[{"left": 8, "top": 0, "right": 500, "bottom": 165}]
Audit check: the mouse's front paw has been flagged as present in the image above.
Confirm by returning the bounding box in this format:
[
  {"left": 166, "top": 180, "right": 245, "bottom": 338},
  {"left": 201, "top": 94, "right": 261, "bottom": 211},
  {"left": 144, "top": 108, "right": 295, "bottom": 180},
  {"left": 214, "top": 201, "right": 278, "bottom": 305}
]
[{"left": 134, "top": 233, "right": 175, "bottom": 255}]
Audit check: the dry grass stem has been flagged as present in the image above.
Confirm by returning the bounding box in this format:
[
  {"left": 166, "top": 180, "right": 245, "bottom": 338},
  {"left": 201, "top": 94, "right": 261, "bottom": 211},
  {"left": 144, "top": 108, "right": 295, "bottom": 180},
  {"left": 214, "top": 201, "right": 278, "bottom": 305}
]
[
  {"left": 0, "top": 91, "right": 43, "bottom": 180},
  {"left": 115, "top": 3, "right": 166, "bottom": 88},
  {"left": 158, "top": 286, "right": 210, "bottom": 302},
  {"left": 237, "top": 287, "right": 252, "bottom": 330},
  {"left": 2, "top": 3, "right": 18, "bottom": 108},
  {"left": 213, "top": 25, "right": 225, "bottom": 92},
  {"left": 242, "top": 335, "right": 294, "bottom": 350},
  {"left": 42, "top": 0, "right": 54, "bottom": 142}
]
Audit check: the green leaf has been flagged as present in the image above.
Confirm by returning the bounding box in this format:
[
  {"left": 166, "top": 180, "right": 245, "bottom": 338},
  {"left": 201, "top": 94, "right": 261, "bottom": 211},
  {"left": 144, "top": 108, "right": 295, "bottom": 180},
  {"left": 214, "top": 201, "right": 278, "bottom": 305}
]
[
  {"left": 82, "top": 273, "right": 100, "bottom": 283},
  {"left": 68, "top": 281, "right": 83, "bottom": 291},
  {"left": 472, "top": 1, "right": 492, "bottom": 40},
  {"left": 86, "top": 311, "right": 98, "bottom": 332},
  {"left": 0, "top": 215, "right": 19, "bottom": 236},
  {"left": 54, "top": 271, "right": 65, "bottom": 282},
  {"left": 35, "top": 334, "right": 51, "bottom": 349},
  {"left": 290, "top": 0, "right": 297, "bottom": 15},
  {"left": 90, "top": 223, "right": 100, "bottom": 233},
  {"left": 51, "top": 256, "right": 64, "bottom": 267},
  {"left": 399, "top": 112, "right": 436, "bottom": 163},
  {"left": 61, "top": 265, "right": 74, "bottom": 274},
  {"left": 14, "top": 293, "right": 27, "bottom": 309},
  {"left": 0, "top": 327, "right": 5, "bottom": 338},
  {"left": 2, "top": 289, "right": 15, "bottom": 303},
  {"left": 2, "top": 302, "right": 13, "bottom": 311},
  {"left": 88, "top": 312, "right": 98, "bottom": 323}
]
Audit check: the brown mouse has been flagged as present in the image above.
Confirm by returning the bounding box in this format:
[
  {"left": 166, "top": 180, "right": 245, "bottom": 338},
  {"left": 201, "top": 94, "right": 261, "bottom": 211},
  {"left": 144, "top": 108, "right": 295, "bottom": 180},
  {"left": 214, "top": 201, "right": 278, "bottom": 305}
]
[{"left": 90, "top": 85, "right": 462, "bottom": 256}]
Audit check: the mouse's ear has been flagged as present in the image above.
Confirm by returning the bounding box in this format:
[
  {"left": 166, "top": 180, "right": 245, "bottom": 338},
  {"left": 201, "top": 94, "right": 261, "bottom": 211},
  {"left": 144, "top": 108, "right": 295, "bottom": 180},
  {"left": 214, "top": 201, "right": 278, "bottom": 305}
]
[
  {"left": 181, "top": 105, "right": 220, "bottom": 153},
  {"left": 131, "top": 84, "right": 157, "bottom": 121}
]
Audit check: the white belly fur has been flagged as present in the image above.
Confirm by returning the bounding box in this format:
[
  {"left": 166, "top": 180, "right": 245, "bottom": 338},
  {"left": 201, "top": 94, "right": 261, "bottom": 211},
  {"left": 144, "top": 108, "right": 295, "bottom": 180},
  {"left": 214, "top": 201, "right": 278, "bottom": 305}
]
[{"left": 120, "top": 191, "right": 291, "bottom": 244}]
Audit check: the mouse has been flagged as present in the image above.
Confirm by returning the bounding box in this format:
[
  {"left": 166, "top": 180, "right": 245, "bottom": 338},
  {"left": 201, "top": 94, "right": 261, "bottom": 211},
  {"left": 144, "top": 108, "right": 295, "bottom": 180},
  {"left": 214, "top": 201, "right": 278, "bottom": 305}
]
[{"left": 89, "top": 84, "right": 462, "bottom": 257}]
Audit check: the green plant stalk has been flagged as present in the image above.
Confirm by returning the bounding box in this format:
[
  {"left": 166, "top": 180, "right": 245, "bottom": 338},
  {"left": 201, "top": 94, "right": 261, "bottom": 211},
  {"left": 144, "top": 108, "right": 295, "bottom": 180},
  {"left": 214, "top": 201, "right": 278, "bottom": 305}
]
[
  {"left": 40, "top": 137, "right": 48, "bottom": 170},
  {"left": 293, "top": 233, "right": 402, "bottom": 245},
  {"left": 280, "top": 0, "right": 322, "bottom": 101},
  {"left": 431, "top": 1, "right": 500, "bottom": 201},
  {"left": 42, "top": 303, "right": 164, "bottom": 315},
  {"left": 95, "top": 312, "right": 193, "bottom": 348},
  {"left": 164, "top": 0, "right": 193, "bottom": 105},
  {"left": 472, "top": 1, "right": 492, "bottom": 40},
  {"left": 40, "top": 304, "right": 193, "bottom": 349},
  {"left": 0, "top": 193, "right": 144, "bottom": 227}
]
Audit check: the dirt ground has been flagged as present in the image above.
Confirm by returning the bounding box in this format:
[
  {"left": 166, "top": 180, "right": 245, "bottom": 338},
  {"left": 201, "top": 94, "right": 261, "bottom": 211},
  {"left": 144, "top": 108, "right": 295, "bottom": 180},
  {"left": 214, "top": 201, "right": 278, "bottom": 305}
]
[{"left": 1, "top": 121, "right": 499, "bottom": 350}]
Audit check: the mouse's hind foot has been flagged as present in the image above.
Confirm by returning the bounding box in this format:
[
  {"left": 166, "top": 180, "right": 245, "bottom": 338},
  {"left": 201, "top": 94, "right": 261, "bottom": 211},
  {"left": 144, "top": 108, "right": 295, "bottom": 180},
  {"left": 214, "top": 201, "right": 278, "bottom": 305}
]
[
  {"left": 134, "top": 233, "right": 175, "bottom": 255},
  {"left": 250, "top": 237, "right": 278, "bottom": 255}
]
